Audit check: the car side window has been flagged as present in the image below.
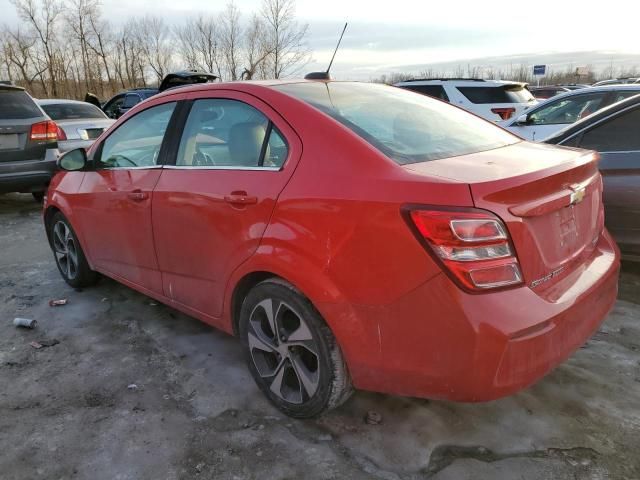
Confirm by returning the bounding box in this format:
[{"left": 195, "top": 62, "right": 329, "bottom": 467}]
[
  {"left": 97, "top": 102, "right": 176, "bottom": 168},
  {"left": 403, "top": 85, "right": 450, "bottom": 102},
  {"left": 123, "top": 93, "right": 142, "bottom": 109},
  {"left": 104, "top": 96, "right": 124, "bottom": 119},
  {"left": 176, "top": 99, "right": 288, "bottom": 168},
  {"left": 612, "top": 91, "right": 640, "bottom": 103},
  {"left": 529, "top": 93, "right": 606, "bottom": 125},
  {"left": 578, "top": 107, "right": 640, "bottom": 152}
]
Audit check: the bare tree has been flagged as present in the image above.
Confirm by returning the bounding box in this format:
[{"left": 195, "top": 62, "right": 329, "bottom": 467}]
[
  {"left": 11, "top": 0, "right": 63, "bottom": 95},
  {"left": 261, "top": 0, "right": 309, "bottom": 78},
  {"left": 220, "top": 2, "right": 242, "bottom": 80},
  {"left": 241, "top": 14, "right": 271, "bottom": 80},
  {"left": 1, "top": 26, "right": 44, "bottom": 88},
  {"left": 86, "top": 11, "right": 114, "bottom": 95},
  {"left": 137, "top": 15, "right": 173, "bottom": 84},
  {"left": 175, "top": 15, "right": 223, "bottom": 79}
]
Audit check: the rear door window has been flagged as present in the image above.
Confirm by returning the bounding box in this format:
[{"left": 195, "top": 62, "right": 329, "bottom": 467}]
[
  {"left": 0, "top": 90, "right": 42, "bottom": 119},
  {"left": 401, "top": 85, "right": 449, "bottom": 102},
  {"left": 176, "top": 99, "right": 288, "bottom": 168},
  {"left": 578, "top": 107, "right": 640, "bottom": 152},
  {"left": 610, "top": 91, "right": 640, "bottom": 103},
  {"left": 457, "top": 85, "right": 534, "bottom": 104},
  {"left": 529, "top": 93, "right": 606, "bottom": 125}
]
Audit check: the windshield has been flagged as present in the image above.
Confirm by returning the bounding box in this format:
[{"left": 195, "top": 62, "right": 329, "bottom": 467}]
[
  {"left": 40, "top": 102, "right": 106, "bottom": 120},
  {"left": 275, "top": 82, "right": 519, "bottom": 164}
]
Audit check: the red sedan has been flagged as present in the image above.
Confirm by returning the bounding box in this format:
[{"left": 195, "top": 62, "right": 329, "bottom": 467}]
[{"left": 44, "top": 80, "right": 620, "bottom": 418}]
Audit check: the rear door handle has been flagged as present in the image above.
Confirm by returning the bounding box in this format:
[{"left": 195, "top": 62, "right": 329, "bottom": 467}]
[
  {"left": 127, "top": 189, "right": 149, "bottom": 202},
  {"left": 224, "top": 192, "right": 258, "bottom": 206}
]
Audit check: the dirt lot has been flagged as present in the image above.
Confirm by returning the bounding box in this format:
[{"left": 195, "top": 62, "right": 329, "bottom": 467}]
[{"left": 1, "top": 193, "right": 639, "bottom": 480}]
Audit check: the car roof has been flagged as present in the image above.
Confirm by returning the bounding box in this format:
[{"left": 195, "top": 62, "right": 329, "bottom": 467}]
[
  {"left": 37, "top": 98, "right": 99, "bottom": 106},
  {"left": 545, "top": 93, "right": 640, "bottom": 144},
  {"left": 0, "top": 83, "right": 26, "bottom": 91},
  {"left": 394, "top": 78, "right": 525, "bottom": 87}
]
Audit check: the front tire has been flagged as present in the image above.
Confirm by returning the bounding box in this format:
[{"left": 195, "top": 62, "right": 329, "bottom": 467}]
[
  {"left": 49, "top": 212, "right": 98, "bottom": 288},
  {"left": 239, "top": 279, "right": 353, "bottom": 418}
]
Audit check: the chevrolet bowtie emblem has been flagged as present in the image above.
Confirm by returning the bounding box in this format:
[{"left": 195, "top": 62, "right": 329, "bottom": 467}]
[{"left": 569, "top": 185, "right": 586, "bottom": 206}]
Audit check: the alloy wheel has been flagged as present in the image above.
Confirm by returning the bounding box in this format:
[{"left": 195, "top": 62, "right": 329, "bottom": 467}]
[
  {"left": 52, "top": 221, "right": 78, "bottom": 280},
  {"left": 247, "top": 298, "right": 320, "bottom": 404}
]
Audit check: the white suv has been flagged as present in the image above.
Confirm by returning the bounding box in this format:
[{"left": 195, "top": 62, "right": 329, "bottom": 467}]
[{"left": 394, "top": 78, "right": 537, "bottom": 122}]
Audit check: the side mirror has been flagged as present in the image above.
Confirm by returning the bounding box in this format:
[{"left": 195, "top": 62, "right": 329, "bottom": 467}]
[
  {"left": 515, "top": 113, "right": 530, "bottom": 125},
  {"left": 57, "top": 148, "right": 87, "bottom": 171}
]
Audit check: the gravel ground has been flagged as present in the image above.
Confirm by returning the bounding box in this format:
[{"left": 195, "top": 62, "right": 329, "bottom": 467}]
[{"left": 1, "top": 193, "right": 639, "bottom": 480}]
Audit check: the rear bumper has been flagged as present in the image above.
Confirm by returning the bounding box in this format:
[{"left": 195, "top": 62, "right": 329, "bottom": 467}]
[
  {"left": 0, "top": 149, "right": 59, "bottom": 193},
  {"left": 333, "top": 230, "right": 620, "bottom": 401}
]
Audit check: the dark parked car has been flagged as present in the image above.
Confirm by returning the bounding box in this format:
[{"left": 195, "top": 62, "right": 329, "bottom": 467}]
[
  {"left": 99, "top": 70, "right": 218, "bottom": 119},
  {"left": 101, "top": 88, "right": 157, "bottom": 120},
  {"left": 545, "top": 94, "right": 640, "bottom": 261},
  {"left": 529, "top": 85, "right": 570, "bottom": 99},
  {"left": 0, "top": 83, "right": 59, "bottom": 201}
]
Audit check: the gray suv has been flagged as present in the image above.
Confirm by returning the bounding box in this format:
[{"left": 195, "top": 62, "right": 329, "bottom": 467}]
[{"left": 0, "top": 84, "right": 60, "bottom": 201}]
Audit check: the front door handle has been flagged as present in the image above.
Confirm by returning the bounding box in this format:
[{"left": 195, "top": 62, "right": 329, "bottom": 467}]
[
  {"left": 224, "top": 191, "right": 258, "bottom": 206},
  {"left": 127, "top": 189, "right": 148, "bottom": 202}
]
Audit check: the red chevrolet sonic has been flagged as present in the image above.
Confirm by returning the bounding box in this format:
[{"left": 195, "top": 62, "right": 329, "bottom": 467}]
[{"left": 44, "top": 80, "right": 620, "bottom": 418}]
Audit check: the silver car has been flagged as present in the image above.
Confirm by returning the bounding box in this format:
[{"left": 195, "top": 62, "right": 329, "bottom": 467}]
[{"left": 37, "top": 99, "right": 114, "bottom": 152}]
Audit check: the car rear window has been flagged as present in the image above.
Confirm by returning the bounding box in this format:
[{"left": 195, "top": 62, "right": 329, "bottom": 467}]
[
  {"left": 40, "top": 102, "right": 106, "bottom": 120},
  {"left": 457, "top": 85, "right": 534, "bottom": 104},
  {"left": 275, "top": 82, "right": 519, "bottom": 165},
  {"left": 400, "top": 85, "right": 450, "bottom": 102},
  {"left": 0, "top": 90, "right": 43, "bottom": 119}
]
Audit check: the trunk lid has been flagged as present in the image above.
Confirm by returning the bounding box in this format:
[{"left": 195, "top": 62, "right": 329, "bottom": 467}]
[
  {"left": 404, "top": 142, "right": 604, "bottom": 292},
  {"left": 56, "top": 119, "right": 115, "bottom": 140}
]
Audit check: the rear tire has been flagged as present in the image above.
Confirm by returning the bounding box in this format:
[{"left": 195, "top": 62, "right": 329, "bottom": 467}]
[
  {"left": 48, "top": 212, "right": 98, "bottom": 288},
  {"left": 239, "top": 278, "right": 353, "bottom": 418}
]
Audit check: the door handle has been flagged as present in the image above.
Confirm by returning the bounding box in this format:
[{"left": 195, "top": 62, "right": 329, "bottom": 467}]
[
  {"left": 224, "top": 191, "right": 258, "bottom": 206},
  {"left": 127, "top": 189, "right": 148, "bottom": 202}
]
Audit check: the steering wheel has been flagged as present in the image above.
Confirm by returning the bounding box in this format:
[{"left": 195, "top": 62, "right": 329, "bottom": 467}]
[{"left": 105, "top": 154, "right": 137, "bottom": 167}]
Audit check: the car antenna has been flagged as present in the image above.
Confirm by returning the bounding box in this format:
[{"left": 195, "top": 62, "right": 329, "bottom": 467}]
[{"left": 305, "top": 22, "right": 348, "bottom": 81}]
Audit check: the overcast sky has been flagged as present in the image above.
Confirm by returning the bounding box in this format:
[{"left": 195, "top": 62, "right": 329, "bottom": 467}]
[{"left": 1, "top": 0, "right": 637, "bottom": 79}]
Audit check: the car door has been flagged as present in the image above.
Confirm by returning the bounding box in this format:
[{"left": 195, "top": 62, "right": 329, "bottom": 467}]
[
  {"left": 103, "top": 94, "right": 125, "bottom": 119},
  {"left": 573, "top": 105, "right": 640, "bottom": 259},
  {"left": 121, "top": 93, "right": 143, "bottom": 117},
  {"left": 508, "top": 91, "right": 609, "bottom": 141},
  {"left": 74, "top": 99, "right": 180, "bottom": 293},
  {"left": 151, "top": 91, "right": 302, "bottom": 321}
]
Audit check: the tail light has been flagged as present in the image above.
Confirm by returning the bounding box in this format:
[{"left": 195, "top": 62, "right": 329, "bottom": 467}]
[
  {"left": 30, "top": 121, "right": 58, "bottom": 141},
  {"left": 491, "top": 107, "right": 516, "bottom": 120},
  {"left": 405, "top": 207, "right": 523, "bottom": 292},
  {"left": 55, "top": 124, "right": 67, "bottom": 141}
]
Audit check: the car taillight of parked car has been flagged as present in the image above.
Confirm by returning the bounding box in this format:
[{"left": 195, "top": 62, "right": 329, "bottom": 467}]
[
  {"left": 491, "top": 107, "right": 516, "bottom": 120},
  {"left": 55, "top": 124, "right": 67, "bottom": 141},
  {"left": 405, "top": 208, "right": 523, "bottom": 292},
  {"left": 30, "top": 120, "right": 58, "bottom": 141}
]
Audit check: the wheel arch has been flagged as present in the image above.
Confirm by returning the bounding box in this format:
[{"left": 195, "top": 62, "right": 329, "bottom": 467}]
[
  {"left": 225, "top": 250, "right": 348, "bottom": 338},
  {"left": 43, "top": 200, "right": 94, "bottom": 269},
  {"left": 43, "top": 205, "right": 62, "bottom": 247}
]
